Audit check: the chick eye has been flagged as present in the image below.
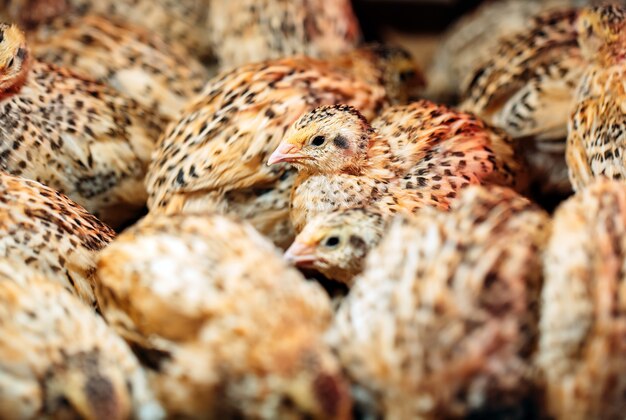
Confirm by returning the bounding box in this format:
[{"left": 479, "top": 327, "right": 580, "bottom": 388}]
[
  {"left": 7, "top": 57, "right": 14, "bottom": 68},
  {"left": 324, "top": 236, "right": 340, "bottom": 248},
  {"left": 310, "top": 135, "right": 325, "bottom": 146},
  {"left": 400, "top": 70, "right": 415, "bottom": 82}
]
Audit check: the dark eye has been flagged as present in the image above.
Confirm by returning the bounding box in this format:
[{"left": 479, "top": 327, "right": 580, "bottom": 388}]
[
  {"left": 7, "top": 57, "right": 14, "bottom": 68},
  {"left": 310, "top": 135, "right": 325, "bottom": 146},
  {"left": 324, "top": 236, "right": 340, "bottom": 248},
  {"left": 400, "top": 70, "right": 415, "bottom": 82}
]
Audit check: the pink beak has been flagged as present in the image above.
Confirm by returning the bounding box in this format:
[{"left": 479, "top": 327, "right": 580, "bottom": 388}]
[
  {"left": 284, "top": 242, "right": 318, "bottom": 267},
  {"left": 267, "top": 143, "right": 306, "bottom": 165}
]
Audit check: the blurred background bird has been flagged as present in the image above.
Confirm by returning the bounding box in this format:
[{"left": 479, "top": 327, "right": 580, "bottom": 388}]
[
  {"left": 0, "top": 0, "right": 214, "bottom": 61},
  {"left": 460, "top": 7, "right": 585, "bottom": 202},
  {"left": 96, "top": 213, "right": 350, "bottom": 419},
  {"left": 538, "top": 178, "right": 626, "bottom": 420},
  {"left": 567, "top": 4, "right": 626, "bottom": 190},
  {"left": 0, "top": 172, "right": 114, "bottom": 307},
  {"left": 0, "top": 260, "right": 163, "bottom": 420},
  {"left": 146, "top": 45, "right": 423, "bottom": 249},
  {"left": 208, "top": 0, "right": 361, "bottom": 70},
  {"left": 0, "top": 23, "right": 163, "bottom": 228},
  {"left": 29, "top": 14, "right": 208, "bottom": 121},
  {"left": 329, "top": 185, "right": 549, "bottom": 418}
]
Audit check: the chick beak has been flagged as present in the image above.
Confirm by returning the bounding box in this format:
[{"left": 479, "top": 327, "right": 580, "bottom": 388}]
[
  {"left": 285, "top": 242, "right": 319, "bottom": 267},
  {"left": 268, "top": 143, "right": 306, "bottom": 165}
]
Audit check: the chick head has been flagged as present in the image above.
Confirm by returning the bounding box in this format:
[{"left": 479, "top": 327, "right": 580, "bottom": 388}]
[
  {"left": 285, "top": 208, "right": 386, "bottom": 285},
  {"left": 578, "top": 4, "right": 626, "bottom": 64},
  {"left": 44, "top": 351, "right": 132, "bottom": 420},
  {"left": 268, "top": 104, "right": 374, "bottom": 174},
  {"left": 365, "top": 44, "right": 425, "bottom": 103},
  {"left": 0, "top": 23, "right": 29, "bottom": 96}
]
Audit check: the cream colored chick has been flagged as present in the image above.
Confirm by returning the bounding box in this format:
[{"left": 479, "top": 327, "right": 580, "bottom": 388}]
[
  {"left": 96, "top": 213, "right": 351, "bottom": 419},
  {"left": 0, "top": 260, "right": 163, "bottom": 420},
  {"left": 0, "top": 23, "right": 163, "bottom": 228},
  {"left": 329, "top": 185, "right": 550, "bottom": 418},
  {"left": 285, "top": 208, "right": 386, "bottom": 286},
  {"left": 537, "top": 178, "right": 626, "bottom": 420},
  {"left": 0, "top": 172, "right": 114, "bottom": 307}
]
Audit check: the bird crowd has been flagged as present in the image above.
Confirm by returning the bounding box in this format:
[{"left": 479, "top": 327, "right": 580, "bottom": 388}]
[{"left": 0, "top": 0, "right": 625, "bottom": 418}]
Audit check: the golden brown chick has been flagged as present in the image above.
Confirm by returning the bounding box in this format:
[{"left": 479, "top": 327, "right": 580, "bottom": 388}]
[
  {"left": 567, "top": 4, "right": 626, "bottom": 190},
  {"left": 329, "top": 185, "right": 550, "bottom": 419},
  {"left": 427, "top": 0, "right": 581, "bottom": 103},
  {"left": 0, "top": 172, "right": 114, "bottom": 307},
  {"left": 0, "top": 260, "right": 163, "bottom": 420},
  {"left": 460, "top": 7, "right": 586, "bottom": 197},
  {"left": 146, "top": 45, "right": 422, "bottom": 248},
  {"left": 1, "top": 0, "right": 213, "bottom": 60},
  {"left": 30, "top": 14, "right": 208, "bottom": 121},
  {"left": 537, "top": 178, "right": 626, "bottom": 420},
  {"left": 285, "top": 208, "right": 386, "bottom": 286},
  {"left": 270, "top": 102, "right": 523, "bottom": 233},
  {"left": 96, "top": 212, "right": 351, "bottom": 419},
  {"left": 208, "top": 0, "right": 361, "bottom": 70},
  {"left": 0, "top": 23, "right": 163, "bottom": 228}
]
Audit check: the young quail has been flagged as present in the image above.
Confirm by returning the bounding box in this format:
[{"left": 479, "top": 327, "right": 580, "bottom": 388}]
[
  {"left": 567, "top": 4, "right": 626, "bottom": 190},
  {"left": 461, "top": 7, "right": 586, "bottom": 197},
  {"left": 0, "top": 172, "right": 114, "bottom": 307},
  {"left": 329, "top": 185, "right": 549, "bottom": 418},
  {"left": 30, "top": 14, "right": 208, "bottom": 120},
  {"left": 537, "top": 178, "right": 626, "bottom": 420},
  {"left": 0, "top": 260, "right": 163, "bottom": 420},
  {"left": 270, "top": 101, "right": 523, "bottom": 233},
  {"left": 208, "top": 0, "right": 361, "bottom": 70},
  {"left": 96, "top": 212, "right": 351, "bottom": 419},
  {"left": 0, "top": 23, "right": 163, "bottom": 228}
]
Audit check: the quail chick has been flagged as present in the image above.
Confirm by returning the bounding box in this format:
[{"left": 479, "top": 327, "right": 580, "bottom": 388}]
[
  {"left": 0, "top": 259, "right": 163, "bottom": 420},
  {"left": 460, "top": 7, "right": 586, "bottom": 197},
  {"left": 285, "top": 208, "right": 386, "bottom": 286},
  {"left": 0, "top": 172, "right": 114, "bottom": 307},
  {"left": 270, "top": 101, "right": 523, "bottom": 233},
  {"left": 30, "top": 14, "right": 208, "bottom": 121},
  {"left": 1, "top": 0, "right": 213, "bottom": 60},
  {"left": 567, "top": 4, "right": 626, "bottom": 190},
  {"left": 329, "top": 185, "right": 550, "bottom": 418},
  {"left": 209, "top": 0, "right": 361, "bottom": 70},
  {"left": 427, "top": 0, "right": 582, "bottom": 103},
  {"left": 146, "top": 45, "right": 422, "bottom": 247},
  {"left": 96, "top": 213, "right": 351, "bottom": 419},
  {"left": 537, "top": 178, "right": 626, "bottom": 420},
  {"left": 0, "top": 23, "right": 163, "bottom": 228}
]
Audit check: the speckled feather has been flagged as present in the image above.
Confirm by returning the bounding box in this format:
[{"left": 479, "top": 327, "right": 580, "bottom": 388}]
[
  {"left": 1, "top": 0, "right": 213, "bottom": 59},
  {"left": 427, "top": 0, "right": 582, "bottom": 102},
  {"left": 0, "top": 260, "right": 163, "bottom": 420},
  {"left": 329, "top": 185, "right": 550, "bottom": 418},
  {"left": 146, "top": 47, "right": 419, "bottom": 246},
  {"left": 0, "top": 172, "right": 114, "bottom": 307},
  {"left": 0, "top": 24, "right": 164, "bottom": 228},
  {"left": 567, "top": 5, "right": 626, "bottom": 190},
  {"left": 208, "top": 0, "right": 361, "bottom": 70},
  {"left": 461, "top": 8, "right": 585, "bottom": 142},
  {"left": 538, "top": 179, "right": 626, "bottom": 420},
  {"left": 30, "top": 14, "right": 208, "bottom": 120},
  {"left": 96, "top": 213, "right": 351, "bottom": 419}
]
